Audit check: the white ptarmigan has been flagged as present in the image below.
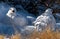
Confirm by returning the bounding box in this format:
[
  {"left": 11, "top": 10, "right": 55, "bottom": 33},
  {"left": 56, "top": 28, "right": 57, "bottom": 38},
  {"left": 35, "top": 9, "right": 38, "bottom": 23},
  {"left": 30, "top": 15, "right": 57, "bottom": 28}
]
[
  {"left": 33, "top": 8, "right": 56, "bottom": 32},
  {"left": 6, "top": 7, "right": 28, "bottom": 26}
]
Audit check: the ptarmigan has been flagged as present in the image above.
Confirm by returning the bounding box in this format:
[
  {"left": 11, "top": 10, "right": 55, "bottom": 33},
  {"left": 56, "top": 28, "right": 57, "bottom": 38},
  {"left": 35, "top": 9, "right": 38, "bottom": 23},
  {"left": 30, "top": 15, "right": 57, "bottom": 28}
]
[
  {"left": 6, "top": 7, "right": 36, "bottom": 36},
  {"left": 33, "top": 8, "right": 56, "bottom": 32},
  {"left": 6, "top": 7, "right": 28, "bottom": 26}
]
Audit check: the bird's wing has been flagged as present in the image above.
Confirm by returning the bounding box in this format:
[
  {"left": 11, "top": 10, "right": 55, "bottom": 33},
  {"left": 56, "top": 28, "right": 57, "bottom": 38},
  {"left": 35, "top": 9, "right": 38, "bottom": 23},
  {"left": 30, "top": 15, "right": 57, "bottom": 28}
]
[{"left": 34, "top": 15, "right": 44, "bottom": 23}]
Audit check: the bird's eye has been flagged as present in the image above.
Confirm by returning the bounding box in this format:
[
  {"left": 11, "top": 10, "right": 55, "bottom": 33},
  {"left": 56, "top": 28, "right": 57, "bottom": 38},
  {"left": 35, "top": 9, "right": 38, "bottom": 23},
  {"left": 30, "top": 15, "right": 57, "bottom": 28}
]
[{"left": 12, "top": 10, "right": 15, "bottom": 12}]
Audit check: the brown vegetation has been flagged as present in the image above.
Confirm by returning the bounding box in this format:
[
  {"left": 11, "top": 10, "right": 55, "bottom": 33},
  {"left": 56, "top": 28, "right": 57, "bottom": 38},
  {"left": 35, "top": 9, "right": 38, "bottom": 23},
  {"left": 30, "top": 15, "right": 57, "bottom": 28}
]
[
  {"left": 23, "top": 27, "right": 60, "bottom": 39},
  {"left": 0, "top": 28, "right": 60, "bottom": 39}
]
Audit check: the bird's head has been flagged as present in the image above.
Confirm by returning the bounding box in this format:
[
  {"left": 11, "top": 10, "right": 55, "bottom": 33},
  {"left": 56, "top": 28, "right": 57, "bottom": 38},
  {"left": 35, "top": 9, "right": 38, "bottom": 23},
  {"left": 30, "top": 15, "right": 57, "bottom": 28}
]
[
  {"left": 45, "top": 8, "right": 53, "bottom": 14},
  {"left": 6, "top": 7, "right": 16, "bottom": 19}
]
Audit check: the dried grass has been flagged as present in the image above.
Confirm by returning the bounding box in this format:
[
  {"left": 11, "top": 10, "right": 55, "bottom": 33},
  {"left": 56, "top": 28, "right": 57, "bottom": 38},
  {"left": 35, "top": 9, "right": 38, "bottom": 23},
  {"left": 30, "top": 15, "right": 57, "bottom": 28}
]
[{"left": 0, "top": 28, "right": 60, "bottom": 39}]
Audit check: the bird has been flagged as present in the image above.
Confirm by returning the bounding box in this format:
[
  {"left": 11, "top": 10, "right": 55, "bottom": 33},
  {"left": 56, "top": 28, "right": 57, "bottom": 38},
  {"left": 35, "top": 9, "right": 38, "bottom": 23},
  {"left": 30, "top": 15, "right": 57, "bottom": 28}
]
[
  {"left": 0, "top": 2, "right": 36, "bottom": 37},
  {"left": 6, "top": 7, "right": 28, "bottom": 26},
  {"left": 15, "top": 5, "right": 36, "bottom": 25},
  {"left": 6, "top": 7, "right": 36, "bottom": 36},
  {"left": 6, "top": 6, "right": 36, "bottom": 26},
  {"left": 33, "top": 8, "right": 56, "bottom": 32}
]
